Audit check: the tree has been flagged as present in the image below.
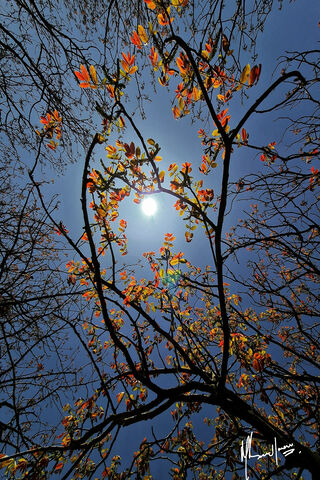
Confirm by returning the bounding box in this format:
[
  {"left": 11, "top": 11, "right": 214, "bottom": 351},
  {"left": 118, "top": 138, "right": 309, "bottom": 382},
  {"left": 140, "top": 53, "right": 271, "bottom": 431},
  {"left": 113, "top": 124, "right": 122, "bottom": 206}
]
[{"left": 0, "top": 1, "right": 319, "bottom": 479}]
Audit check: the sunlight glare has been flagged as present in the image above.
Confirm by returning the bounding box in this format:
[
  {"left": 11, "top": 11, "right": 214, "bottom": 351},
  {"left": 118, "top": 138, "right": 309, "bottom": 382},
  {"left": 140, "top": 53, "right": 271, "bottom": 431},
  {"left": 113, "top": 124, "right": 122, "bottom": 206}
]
[{"left": 141, "top": 197, "right": 157, "bottom": 216}]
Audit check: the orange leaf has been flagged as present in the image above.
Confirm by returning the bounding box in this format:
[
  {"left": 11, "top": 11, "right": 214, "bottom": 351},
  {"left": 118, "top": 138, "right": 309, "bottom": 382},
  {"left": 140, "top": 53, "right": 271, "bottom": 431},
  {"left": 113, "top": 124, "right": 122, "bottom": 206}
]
[
  {"left": 117, "top": 392, "right": 125, "bottom": 404},
  {"left": 177, "top": 56, "right": 186, "bottom": 74},
  {"left": 158, "top": 12, "right": 171, "bottom": 26},
  {"left": 192, "top": 86, "right": 199, "bottom": 101},
  {"left": 172, "top": 105, "right": 180, "bottom": 119},
  {"left": 121, "top": 52, "right": 137, "bottom": 75},
  {"left": 75, "top": 70, "right": 85, "bottom": 81},
  {"left": 241, "top": 128, "right": 248, "bottom": 144},
  {"left": 80, "top": 64, "right": 90, "bottom": 82},
  {"left": 121, "top": 60, "right": 129, "bottom": 73},
  {"left": 53, "top": 109, "right": 61, "bottom": 121},
  {"left": 149, "top": 46, "right": 159, "bottom": 68},
  {"left": 122, "top": 52, "right": 135, "bottom": 66},
  {"left": 144, "top": 0, "right": 156, "bottom": 9},
  {"left": 130, "top": 31, "right": 142, "bottom": 49}
]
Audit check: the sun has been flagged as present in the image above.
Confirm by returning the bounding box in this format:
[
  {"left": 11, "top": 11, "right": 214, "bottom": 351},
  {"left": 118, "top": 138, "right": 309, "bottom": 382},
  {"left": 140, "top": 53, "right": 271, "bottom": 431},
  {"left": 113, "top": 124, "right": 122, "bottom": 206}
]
[{"left": 141, "top": 197, "right": 157, "bottom": 216}]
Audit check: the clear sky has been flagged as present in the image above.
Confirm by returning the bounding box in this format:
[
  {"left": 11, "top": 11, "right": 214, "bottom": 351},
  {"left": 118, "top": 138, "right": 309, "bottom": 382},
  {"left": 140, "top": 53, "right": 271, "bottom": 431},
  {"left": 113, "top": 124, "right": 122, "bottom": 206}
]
[
  {"left": 3, "top": 0, "right": 318, "bottom": 478},
  {"left": 40, "top": 4, "right": 319, "bottom": 476},
  {"left": 50, "top": 0, "right": 319, "bottom": 272}
]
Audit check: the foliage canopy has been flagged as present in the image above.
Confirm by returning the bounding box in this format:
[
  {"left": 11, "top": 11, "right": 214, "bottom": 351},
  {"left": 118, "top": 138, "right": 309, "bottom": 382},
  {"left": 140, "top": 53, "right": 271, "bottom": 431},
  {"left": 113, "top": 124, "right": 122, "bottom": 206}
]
[{"left": 0, "top": 1, "right": 319, "bottom": 479}]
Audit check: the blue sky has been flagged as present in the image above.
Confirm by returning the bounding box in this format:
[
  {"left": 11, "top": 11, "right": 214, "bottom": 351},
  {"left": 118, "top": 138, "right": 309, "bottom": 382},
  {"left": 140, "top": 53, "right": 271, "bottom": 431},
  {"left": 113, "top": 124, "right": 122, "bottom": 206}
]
[
  {"left": 19, "top": 1, "right": 319, "bottom": 478},
  {"left": 50, "top": 1, "right": 319, "bottom": 273}
]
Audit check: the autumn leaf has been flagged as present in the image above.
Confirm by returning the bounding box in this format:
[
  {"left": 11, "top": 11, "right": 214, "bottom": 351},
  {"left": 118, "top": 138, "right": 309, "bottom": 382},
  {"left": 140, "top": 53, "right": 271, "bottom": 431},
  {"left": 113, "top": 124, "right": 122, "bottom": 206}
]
[
  {"left": 172, "top": 105, "right": 181, "bottom": 119},
  {"left": 131, "top": 31, "right": 142, "bottom": 49},
  {"left": 159, "top": 170, "right": 165, "bottom": 183},
  {"left": 236, "top": 64, "right": 250, "bottom": 90},
  {"left": 158, "top": 9, "right": 173, "bottom": 26},
  {"left": 177, "top": 54, "right": 188, "bottom": 75},
  {"left": 171, "top": 0, "right": 189, "bottom": 6},
  {"left": 149, "top": 46, "right": 160, "bottom": 69},
  {"left": 119, "top": 116, "right": 125, "bottom": 128},
  {"left": 192, "top": 86, "right": 200, "bottom": 101},
  {"left": 249, "top": 64, "right": 262, "bottom": 86},
  {"left": 241, "top": 128, "right": 248, "bottom": 144},
  {"left": 138, "top": 25, "right": 148, "bottom": 44},
  {"left": 89, "top": 65, "right": 98, "bottom": 85},
  {"left": 181, "top": 162, "right": 192, "bottom": 173},
  {"left": 158, "top": 74, "right": 169, "bottom": 86},
  {"left": 75, "top": 64, "right": 91, "bottom": 87},
  {"left": 144, "top": 0, "right": 156, "bottom": 9},
  {"left": 52, "top": 109, "right": 61, "bottom": 121},
  {"left": 240, "top": 64, "right": 250, "bottom": 83},
  {"left": 74, "top": 64, "right": 89, "bottom": 82},
  {"left": 121, "top": 52, "right": 137, "bottom": 75},
  {"left": 116, "top": 392, "right": 125, "bottom": 404},
  {"left": 185, "top": 231, "right": 193, "bottom": 242}
]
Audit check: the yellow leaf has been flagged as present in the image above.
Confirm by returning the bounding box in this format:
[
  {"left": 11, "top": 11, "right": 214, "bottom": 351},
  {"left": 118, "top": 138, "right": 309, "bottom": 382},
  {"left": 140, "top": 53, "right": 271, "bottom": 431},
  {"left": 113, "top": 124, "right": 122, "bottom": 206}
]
[
  {"left": 159, "top": 171, "right": 165, "bottom": 182},
  {"left": 96, "top": 134, "right": 104, "bottom": 144},
  {"left": 178, "top": 96, "right": 185, "bottom": 110},
  {"left": 97, "top": 208, "right": 107, "bottom": 218},
  {"left": 90, "top": 65, "right": 98, "bottom": 84},
  {"left": 148, "top": 21, "right": 157, "bottom": 34},
  {"left": 237, "top": 64, "right": 250, "bottom": 90},
  {"left": 240, "top": 64, "right": 250, "bottom": 83},
  {"left": 170, "top": 258, "right": 179, "bottom": 266},
  {"left": 1, "top": 458, "right": 15, "bottom": 469},
  {"left": 138, "top": 25, "right": 148, "bottom": 44}
]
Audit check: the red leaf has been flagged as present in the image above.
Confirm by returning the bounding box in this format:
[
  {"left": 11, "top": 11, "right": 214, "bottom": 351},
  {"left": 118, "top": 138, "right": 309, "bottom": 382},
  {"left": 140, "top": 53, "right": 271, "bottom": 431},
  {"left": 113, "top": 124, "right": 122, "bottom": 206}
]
[{"left": 55, "top": 462, "right": 64, "bottom": 471}]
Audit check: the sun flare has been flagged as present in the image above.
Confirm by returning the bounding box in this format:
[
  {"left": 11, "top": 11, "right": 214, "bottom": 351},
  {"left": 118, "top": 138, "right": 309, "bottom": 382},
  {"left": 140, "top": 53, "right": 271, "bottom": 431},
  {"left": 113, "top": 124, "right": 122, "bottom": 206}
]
[{"left": 141, "top": 197, "right": 157, "bottom": 216}]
